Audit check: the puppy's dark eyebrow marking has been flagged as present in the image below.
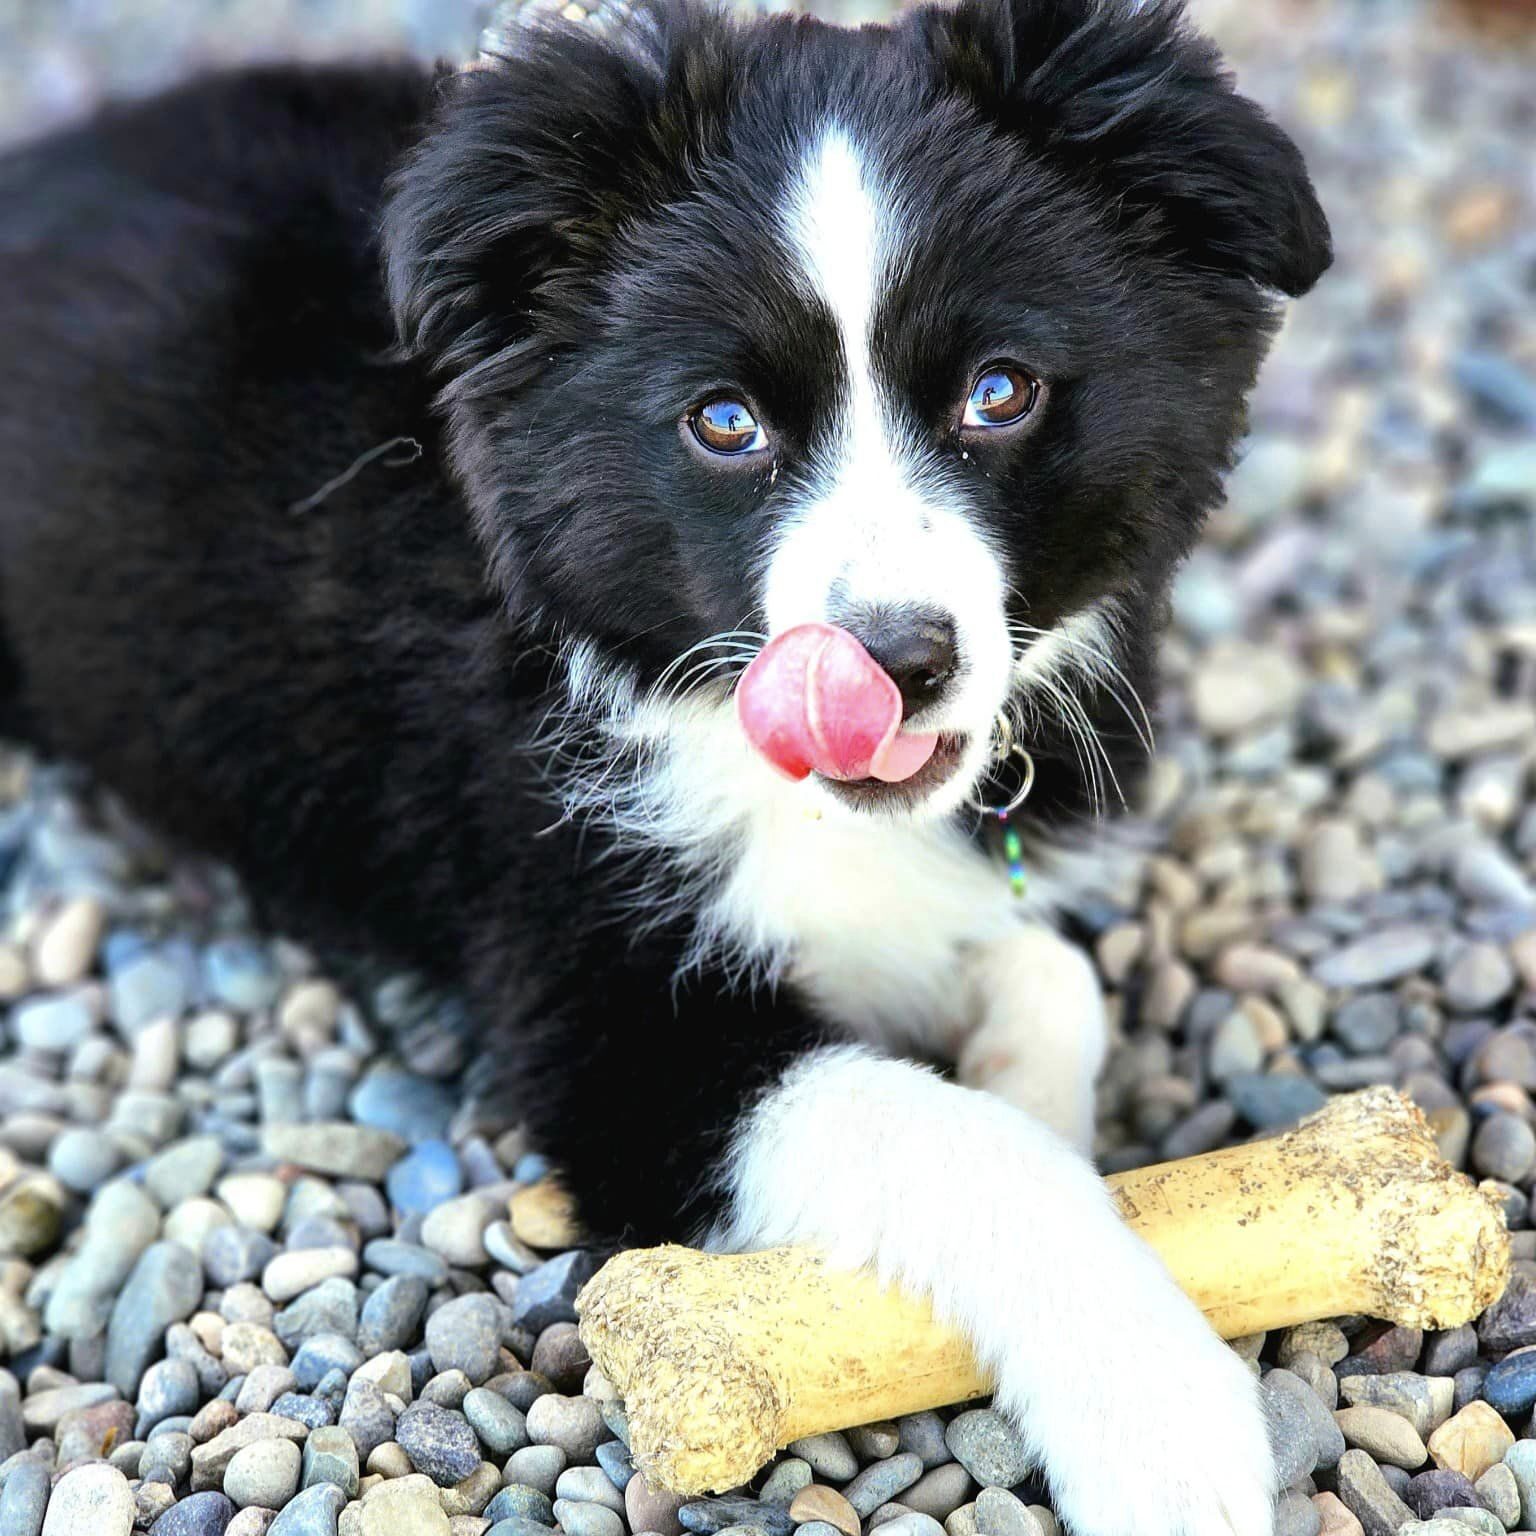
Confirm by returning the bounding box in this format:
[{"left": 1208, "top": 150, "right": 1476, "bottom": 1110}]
[{"left": 289, "top": 435, "right": 424, "bottom": 515}]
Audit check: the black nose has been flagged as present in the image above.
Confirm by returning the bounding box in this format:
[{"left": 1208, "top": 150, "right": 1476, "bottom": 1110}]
[{"left": 844, "top": 606, "right": 960, "bottom": 720}]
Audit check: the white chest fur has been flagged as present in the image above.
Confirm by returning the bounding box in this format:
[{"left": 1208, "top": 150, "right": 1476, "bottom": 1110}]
[{"left": 600, "top": 691, "right": 1065, "bottom": 1051}]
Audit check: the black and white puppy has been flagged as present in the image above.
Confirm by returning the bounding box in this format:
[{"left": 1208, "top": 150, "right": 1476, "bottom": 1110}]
[{"left": 0, "top": 0, "right": 1329, "bottom": 1528}]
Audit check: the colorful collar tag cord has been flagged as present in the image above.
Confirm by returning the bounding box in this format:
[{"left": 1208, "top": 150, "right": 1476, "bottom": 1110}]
[
  {"left": 972, "top": 715, "right": 1037, "bottom": 900},
  {"left": 997, "top": 809, "right": 1029, "bottom": 899}
]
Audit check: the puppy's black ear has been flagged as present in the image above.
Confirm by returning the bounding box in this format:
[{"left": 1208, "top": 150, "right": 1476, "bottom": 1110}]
[
  {"left": 931, "top": 0, "right": 1331, "bottom": 296},
  {"left": 382, "top": 12, "right": 679, "bottom": 402}
]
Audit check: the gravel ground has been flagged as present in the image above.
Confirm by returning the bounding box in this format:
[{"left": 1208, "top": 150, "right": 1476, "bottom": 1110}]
[{"left": 2, "top": 2, "right": 1535, "bottom": 1535}]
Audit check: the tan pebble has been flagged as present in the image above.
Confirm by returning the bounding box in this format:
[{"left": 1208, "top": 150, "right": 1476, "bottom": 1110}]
[
  {"left": 225, "top": 1511, "right": 278, "bottom": 1536},
  {"left": 339, "top": 1502, "right": 366, "bottom": 1536},
  {"left": 1470, "top": 1083, "right": 1536, "bottom": 1117},
  {"left": 0, "top": 940, "right": 30, "bottom": 999},
  {"left": 1334, "top": 1405, "right": 1427, "bottom": 1469},
  {"left": 262, "top": 1246, "right": 357, "bottom": 1302},
  {"left": 1444, "top": 184, "right": 1516, "bottom": 249},
  {"left": 791, "top": 1485, "right": 861, "bottom": 1536},
  {"left": 135, "top": 1481, "right": 178, "bottom": 1525},
  {"left": 1512, "top": 930, "right": 1536, "bottom": 992},
  {"left": 221, "top": 1323, "right": 290, "bottom": 1375},
  {"left": 1142, "top": 961, "right": 1196, "bottom": 1032},
  {"left": 278, "top": 979, "right": 343, "bottom": 1043},
  {"left": 945, "top": 1502, "right": 978, "bottom": 1536},
  {"left": 1240, "top": 995, "right": 1290, "bottom": 1052},
  {"left": 353, "top": 1352, "right": 412, "bottom": 1400},
  {"left": 1228, "top": 1332, "right": 1266, "bottom": 1362},
  {"left": 1145, "top": 855, "right": 1200, "bottom": 913},
  {"left": 1025, "top": 1511, "right": 1058, "bottom": 1536},
  {"left": 1178, "top": 907, "right": 1258, "bottom": 962},
  {"left": 1278, "top": 1321, "right": 1349, "bottom": 1368},
  {"left": 1311, "top": 1491, "right": 1362, "bottom": 1536},
  {"left": 188, "top": 1412, "right": 307, "bottom": 1489},
  {"left": 358, "top": 1475, "right": 383, "bottom": 1498},
  {"left": 360, "top": 1474, "right": 450, "bottom": 1536},
  {"left": 439, "top": 1463, "right": 502, "bottom": 1517},
  {"left": 1428, "top": 1105, "right": 1472, "bottom": 1169},
  {"left": 189, "top": 1310, "right": 225, "bottom": 1354},
  {"left": 509, "top": 1180, "right": 581, "bottom": 1249},
  {"left": 1277, "top": 978, "right": 1327, "bottom": 1043},
  {"left": 449, "top": 1519, "right": 492, "bottom": 1536},
  {"left": 367, "top": 1442, "right": 412, "bottom": 1479},
  {"left": 220, "top": 1283, "right": 276, "bottom": 1329},
  {"left": 1212, "top": 944, "right": 1302, "bottom": 994},
  {"left": 33, "top": 897, "right": 106, "bottom": 987},
  {"left": 1426, "top": 1399, "right": 1514, "bottom": 1480},
  {"left": 217, "top": 1173, "right": 287, "bottom": 1233},
  {"left": 1094, "top": 924, "right": 1144, "bottom": 987}
]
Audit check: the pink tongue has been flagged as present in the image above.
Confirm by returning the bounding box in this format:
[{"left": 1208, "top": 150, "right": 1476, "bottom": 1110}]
[{"left": 736, "top": 623, "right": 940, "bottom": 784}]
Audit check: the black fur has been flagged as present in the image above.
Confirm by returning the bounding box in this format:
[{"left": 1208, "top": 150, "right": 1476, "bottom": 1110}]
[{"left": 0, "top": 0, "right": 1328, "bottom": 1244}]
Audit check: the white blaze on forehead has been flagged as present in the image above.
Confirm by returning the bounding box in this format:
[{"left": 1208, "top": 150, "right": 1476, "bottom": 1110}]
[
  {"left": 780, "top": 126, "right": 892, "bottom": 458},
  {"left": 767, "top": 124, "right": 1014, "bottom": 815}
]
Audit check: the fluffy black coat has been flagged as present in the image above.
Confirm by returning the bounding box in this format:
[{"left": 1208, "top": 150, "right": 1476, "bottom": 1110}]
[{"left": 0, "top": 0, "right": 1328, "bottom": 1244}]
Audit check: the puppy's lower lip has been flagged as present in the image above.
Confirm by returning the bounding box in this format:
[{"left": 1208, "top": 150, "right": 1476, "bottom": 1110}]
[{"left": 820, "top": 732, "right": 968, "bottom": 807}]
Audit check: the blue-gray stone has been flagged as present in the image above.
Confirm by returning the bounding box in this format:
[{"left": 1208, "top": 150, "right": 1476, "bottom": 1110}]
[
  {"left": 464, "top": 1386, "right": 529, "bottom": 1456},
  {"left": 505, "top": 1446, "right": 567, "bottom": 1497},
  {"left": 275, "top": 1278, "right": 359, "bottom": 1349},
  {"left": 510, "top": 1251, "right": 602, "bottom": 1333},
  {"left": 486, "top": 1522, "right": 560, "bottom": 1536},
  {"left": 680, "top": 1498, "right": 795, "bottom": 1536},
  {"left": 595, "top": 1438, "right": 635, "bottom": 1490},
  {"left": 897, "top": 1411, "right": 951, "bottom": 1469},
  {"left": 1263, "top": 1370, "right": 1344, "bottom": 1473},
  {"left": 349, "top": 1071, "right": 457, "bottom": 1143},
  {"left": 0, "top": 1458, "right": 49, "bottom": 1536},
  {"left": 486, "top": 1486, "right": 556, "bottom": 1526},
  {"left": 425, "top": 1292, "right": 505, "bottom": 1385},
  {"left": 844, "top": 1453, "right": 925, "bottom": 1516},
  {"left": 1404, "top": 1469, "right": 1480, "bottom": 1519},
  {"left": 339, "top": 1380, "right": 395, "bottom": 1464},
  {"left": 386, "top": 1140, "right": 464, "bottom": 1214},
  {"left": 202, "top": 939, "right": 282, "bottom": 1012},
  {"left": 943, "top": 1411, "right": 1030, "bottom": 1489},
  {"left": 202, "top": 1225, "right": 277, "bottom": 1289},
  {"left": 136, "top": 1357, "right": 202, "bottom": 1436},
  {"left": 1261, "top": 1378, "right": 1320, "bottom": 1489},
  {"left": 396, "top": 1401, "right": 482, "bottom": 1486},
  {"left": 110, "top": 951, "right": 189, "bottom": 1033},
  {"left": 1226, "top": 1073, "right": 1327, "bottom": 1130},
  {"left": 1479, "top": 1272, "right": 1536, "bottom": 1354},
  {"left": 147, "top": 1491, "right": 237, "bottom": 1536},
  {"left": 271, "top": 1392, "right": 337, "bottom": 1430},
  {"left": 358, "top": 1274, "right": 429, "bottom": 1356},
  {"left": 268, "top": 1482, "right": 347, "bottom": 1536},
  {"left": 1455, "top": 352, "right": 1536, "bottom": 431},
  {"left": 14, "top": 991, "right": 96, "bottom": 1052},
  {"left": 360, "top": 1239, "right": 450, "bottom": 1287},
  {"left": 502, "top": 1371, "right": 554, "bottom": 1414},
  {"left": 1332, "top": 994, "right": 1401, "bottom": 1055},
  {"left": 1274, "top": 1490, "right": 1321, "bottom": 1536},
  {"left": 554, "top": 1500, "right": 625, "bottom": 1536},
  {"left": 1483, "top": 1351, "right": 1536, "bottom": 1416},
  {"left": 291, "top": 1334, "right": 364, "bottom": 1391},
  {"left": 106, "top": 1241, "right": 204, "bottom": 1397}
]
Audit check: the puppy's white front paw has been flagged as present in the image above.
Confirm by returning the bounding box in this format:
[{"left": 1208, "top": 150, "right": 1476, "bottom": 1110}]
[{"left": 1002, "top": 1267, "right": 1277, "bottom": 1536}]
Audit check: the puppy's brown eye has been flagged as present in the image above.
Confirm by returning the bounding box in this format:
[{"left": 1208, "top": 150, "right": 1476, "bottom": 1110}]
[
  {"left": 962, "top": 365, "right": 1039, "bottom": 430},
  {"left": 690, "top": 397, "right": 768, "bottom": 456}
]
